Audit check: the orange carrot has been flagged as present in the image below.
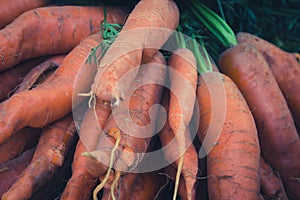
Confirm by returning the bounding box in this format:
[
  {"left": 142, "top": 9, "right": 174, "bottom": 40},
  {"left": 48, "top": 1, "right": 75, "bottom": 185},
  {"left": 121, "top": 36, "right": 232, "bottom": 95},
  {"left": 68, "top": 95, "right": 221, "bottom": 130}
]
[
  {"left": 2, "top": 114, "right": 76, "bottom": 200},
  {"left": 87, "top": 52, "right": 166, "bottom": 200},
  {"left": 260, "top": 156, "right": 288, "bottom": 200},
  {"left": 158, "top": 89, "right": 198, "bottom": 200},
  {"left": 61, "top": 101, "right": 111, "bottom": 200},
  {"left": 0, "top": 0, "right": 49, "bottom": 29},
  {"left": 14, "top": 55, "right": 64, "bottom": 93},
  {"left": 197, "top": 72, "right": 260, "bottom": 199},
  {"left": 0, "top": 148, "right": 34, "bottom": 197},
  {"left": 0, "top": 128, "right": 40, "bottom": 164},
  {"left": 219, "top": 43, "right": 300, "bottom": 199},
  {"left": 237, "top": 32, "right": 300, "bottom": 129},
  {"left": 0, "top": 33, "right": 107, "bottom": 146},
  {"left": 0, "top": 6, "right": 128, "bottom": 70},
  {"left": 0, "top": 57, "right": 47, "bottom": 101},
  {"left": 167, "top": 48, "right": 198, "bottom": 200},
  {"left": 90, "top": 0, "right": 179, "bottom": 103}
]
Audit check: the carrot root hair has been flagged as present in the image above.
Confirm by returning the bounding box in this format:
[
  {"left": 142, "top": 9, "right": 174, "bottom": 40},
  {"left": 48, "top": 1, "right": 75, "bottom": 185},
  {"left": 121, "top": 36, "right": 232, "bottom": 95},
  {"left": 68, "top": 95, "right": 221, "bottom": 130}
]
[
  {"left": 173, "top": 154, "right": 184, "bottom": 200},
  {"left": 92, "top": 128, "right": 121, "bottom": 200},
  {"left": 111, "top": 170, "right": 121, "bottom": 200}
]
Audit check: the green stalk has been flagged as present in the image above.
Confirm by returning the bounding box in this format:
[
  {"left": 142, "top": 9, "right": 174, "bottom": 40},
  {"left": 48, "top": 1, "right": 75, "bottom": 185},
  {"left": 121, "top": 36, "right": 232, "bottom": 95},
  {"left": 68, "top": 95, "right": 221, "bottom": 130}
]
[{"left": 187, "top": 2, "right": 237, "bottom": 48}]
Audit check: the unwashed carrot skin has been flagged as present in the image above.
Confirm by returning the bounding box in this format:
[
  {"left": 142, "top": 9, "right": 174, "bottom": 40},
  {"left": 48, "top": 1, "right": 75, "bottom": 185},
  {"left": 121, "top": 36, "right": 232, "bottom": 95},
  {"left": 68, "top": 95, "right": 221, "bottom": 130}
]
[
  {"left": 0, "top": 6, "right": 128, "bottom": 70},
  {"left": 2, "top": 114, "right": 76, "bottom": 200},
  {"left": 0, "top": 127, "right": 40, "bottom": 164},
  {"left": 260, "top": 156, "right": 288, "bottom": 200},
  {"left": 0, "top": 33, "right": 105, "bottom": 146},
  {"left": 61, "top": 101, "right": 111, "bottom": 200},
  {"left": 237, "top": 32, "right": 300, "bottom": 129},
  {"left": 0, "top": 0, "right": 49, "bottom": 29},
  {"left": 197, "top": 72, "right": 260, "bottom": 199},
  {"left": 0, "top": 57, "right": 47, "bottom": 101},
  {"left": 0, "top": 149, "right": 34, "bottom": 197},
  {"left": 91, "top": 0, "right": 179, "bottom": 102},
  {"left": 219, "top": 43, "right": 300, "bottom": 199}
]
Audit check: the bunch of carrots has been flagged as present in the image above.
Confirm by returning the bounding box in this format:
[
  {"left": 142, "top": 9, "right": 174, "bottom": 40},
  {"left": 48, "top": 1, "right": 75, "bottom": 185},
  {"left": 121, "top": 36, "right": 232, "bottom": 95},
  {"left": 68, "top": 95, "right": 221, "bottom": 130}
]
[{"left": 0, "top": 0, "right": 299, "bottom": 200}]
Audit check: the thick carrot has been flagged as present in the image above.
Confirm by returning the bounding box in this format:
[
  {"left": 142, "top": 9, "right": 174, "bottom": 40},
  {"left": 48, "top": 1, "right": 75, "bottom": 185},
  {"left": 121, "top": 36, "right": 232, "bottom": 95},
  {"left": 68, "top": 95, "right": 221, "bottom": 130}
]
[
  {"left": 14, "top": 55, "right": 65, "bottom": 93},
  {"left": 197, "top": 72, "right": 260, "bottom": 199},
  {"left": 0, "top": 0, "right": 49, "bottom": 29},
  {"left": 260, "top": 156, "right": 288, "bottom": 200},
  {"left": 88, "top": 52, "right": 166, "bottom": 200},
  {"left": 0, "top": 148, "right": 35, "bottom": 198},
  {"left": 237, "top": 32, "right": 300, "bottom": 129},
  {"left": 0, "top": 6, "right": 128, "bottom": 70},
  {"left": 61, "top": 101, "right": 111, "bottom": 200},
  {"left": 0, "top": 33, "right": 108, "bottom": 146},
  {"left": 90, "top": 0, "right": 179, "bottom": 103},
  {"left": 2, "top": 114, "right": 76, "bottom": 200},
  {"left": 219, "top": 43, "right": 300, "bottom": 199},
  {"left": 0, "top": 57, "right": 46, "bottom": 101},
  {"left": 167, "top": 48, "right": 198, "bottom": 200},
  {"left": 0, "top": 127, "right": 40, "bottom": 164}
]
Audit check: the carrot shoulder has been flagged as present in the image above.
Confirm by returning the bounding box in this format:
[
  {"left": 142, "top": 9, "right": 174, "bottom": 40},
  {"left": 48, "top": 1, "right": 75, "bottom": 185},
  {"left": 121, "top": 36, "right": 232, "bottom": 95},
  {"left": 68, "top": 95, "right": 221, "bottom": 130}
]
[
  {"left": 90, "top": 0, "right": 179, "bottom": 103},
  {"left": 197, "top": 72, "right": 260, "bottom": 199},
  {"left": 0, "top": 0, "right": 49, "bottom": 29},
  {"left": 219, "top": 43, "right": 300, "bottom": 199},
  {"left": 0, "top": 34, "right": 103, "bottom": 146},
  {"left": 0, "top": 6, "right": 127, "bottom": 70},
  {"left": 237, "top": 32, "right": 300, "bottom": 129}
]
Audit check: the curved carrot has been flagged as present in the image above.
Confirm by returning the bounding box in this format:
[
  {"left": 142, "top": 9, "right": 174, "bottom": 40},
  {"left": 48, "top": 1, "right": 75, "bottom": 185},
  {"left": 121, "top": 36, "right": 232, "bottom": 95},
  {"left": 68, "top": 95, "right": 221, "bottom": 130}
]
[
  {"left": 90, "top": 0, "right": 179, "bottom": 103},
  {"left": 0, "top": 33, "right": 107, "bottom": 146},
  {"left": 237, "top": 32, "right": 300, "bottom": 129},
  {"left": 168, "top": 48, "right": 198, "bottom": 200},
  {"left": 61, "top": 100, "right": 111, "bottom": 200},
  {"left": 219, "top": 43, "right": 300, "bottom": 199},
  {"left": 0, "top": 0, "right": 49, "bottom": 29},
  {"left": 88, "top": 52, "right": 166, "bottom": 200},
  {"left": 197, "top": 72, "right": 260, "bottom": 199},
  {"left": 2, "top": 114, "right": 76, "bottom": 200},
  {"left": 260, "top": 156, "right": 288, "bottom": 200},
  {"left": 0, "top": 149, "right": 35, "bottom": 198},
  {"left": 0, "top": 6, "right": 128, "bottom": 70},
  {"left": 0, "top": 57, "right": 47, "bottom": 101},
  {"left": 0, "top": 128, "right": 40, "bottom": 164}
]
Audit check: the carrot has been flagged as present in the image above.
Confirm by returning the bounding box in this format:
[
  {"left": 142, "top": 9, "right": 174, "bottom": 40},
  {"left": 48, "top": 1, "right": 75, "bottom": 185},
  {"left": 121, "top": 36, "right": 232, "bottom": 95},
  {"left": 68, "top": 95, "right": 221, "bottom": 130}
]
[
  {"left": 237, "top": 32, "right": 300, "bottom": 129},
  {"left": 167, "top": 48, "right": 198, "bottom": 200},
  {"left": 87, "top": 52, "right": 166, "bottom": 200},
  {"left": 14, "top": 55, "right": 65, "bottom": 93},
  {"left": 159, "top": 89, "right": 198, "bottom": 200},
  {"left": 0, "top": 127, "right": 40, "bottom": 164},
  {"left": 89, "top": 0, "right": 179, "bottom": 103},
  {"left": 0, "top": 33, "right": 107, "bottom": 146},
  {"left": 1, "top": 114, "right": 76, "bottom": 200},
  {"left": 0, "top": 57, "right": 46, "bottom": 101},
  {"left": 60, "top": 140, "right": 98, "bottom": 200},
  {"left": 219, "top": 43, "right": 300, "bottom": 199},
  {"left": 0, "top": 148, "right": 35, "bottom": 198},
  {"left": 0, "top": 0, "right": 49, "bottom": 29},
  {"left": 197, "top": 72, "right": 260, "bottom": 199},
  {"left": 61, "top": 101, "right": 111, "bottom": 200},
  {"left": 260, "top": 156, "right": 288, "bottom": 200},
  {"left": 0, "top": 5, "right": 128, "bottom": 70}
]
